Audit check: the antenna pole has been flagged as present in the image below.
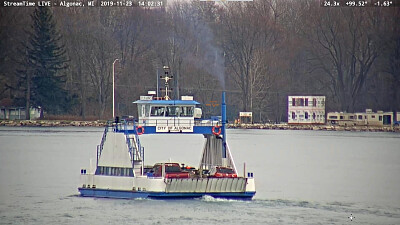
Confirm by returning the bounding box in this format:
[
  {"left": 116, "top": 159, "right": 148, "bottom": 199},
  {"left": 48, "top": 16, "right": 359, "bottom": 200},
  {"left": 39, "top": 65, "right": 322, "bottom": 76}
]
[
  {"left": 112, "top": 59, "right": 119, "bottom": 119},
  {"left": 156, "top": 69, "right": 159, "bottom": 98}
]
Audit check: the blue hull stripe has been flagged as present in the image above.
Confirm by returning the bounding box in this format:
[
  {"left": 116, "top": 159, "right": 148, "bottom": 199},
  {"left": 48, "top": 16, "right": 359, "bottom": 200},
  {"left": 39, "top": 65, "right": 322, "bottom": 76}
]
[{"left": 78, "top": 188, "right": 255, "bottom": 200}]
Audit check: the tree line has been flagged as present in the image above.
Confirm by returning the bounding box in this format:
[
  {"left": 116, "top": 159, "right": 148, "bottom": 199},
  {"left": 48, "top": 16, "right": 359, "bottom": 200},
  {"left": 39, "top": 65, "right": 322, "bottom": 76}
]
[{"left": 0, "top": 0, "right": 399, "bottom": 122}]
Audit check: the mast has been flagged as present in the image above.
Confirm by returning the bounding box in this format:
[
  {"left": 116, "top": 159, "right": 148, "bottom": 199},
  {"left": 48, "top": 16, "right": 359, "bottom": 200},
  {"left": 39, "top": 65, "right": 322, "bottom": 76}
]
[
  {"left": 222, "top": 92, "right": 227, "bottom": 165},
  {"left": 160, "top": 66, "right": 172, "bottom": 100}
]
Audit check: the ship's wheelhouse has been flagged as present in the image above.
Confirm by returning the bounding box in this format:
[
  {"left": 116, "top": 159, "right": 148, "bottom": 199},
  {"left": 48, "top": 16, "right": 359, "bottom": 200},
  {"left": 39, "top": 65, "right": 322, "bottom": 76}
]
[{"left": 134, "top": 99, "right": 201, "bottom": 127}]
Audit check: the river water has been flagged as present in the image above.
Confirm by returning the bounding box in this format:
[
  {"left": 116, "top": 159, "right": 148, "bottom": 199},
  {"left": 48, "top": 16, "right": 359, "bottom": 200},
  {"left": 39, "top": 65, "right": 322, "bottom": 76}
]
[{"left": 0, "top": 127, "right": 399, "bottom": 224}]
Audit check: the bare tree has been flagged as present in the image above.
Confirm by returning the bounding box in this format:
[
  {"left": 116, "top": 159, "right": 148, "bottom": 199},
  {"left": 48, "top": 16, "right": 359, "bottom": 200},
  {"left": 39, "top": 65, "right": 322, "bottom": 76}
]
[
  {"left": 219, "top": 1, "right": 279, "bottom": 114},
  {"left": 379, "top": 8, "right": 400, "bottom": 115},
  {"left": 304, "top": 6, "right": 381, "bottom": 112}
]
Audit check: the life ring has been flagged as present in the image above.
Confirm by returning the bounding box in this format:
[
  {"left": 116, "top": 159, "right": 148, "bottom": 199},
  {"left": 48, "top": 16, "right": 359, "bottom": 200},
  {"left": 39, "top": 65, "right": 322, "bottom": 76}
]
[
  {"left": 212, "top": 126, "right": 221, "bottom": 135},
  {"left": 136, "top": 126, "right": 144, "bottom": 135}
]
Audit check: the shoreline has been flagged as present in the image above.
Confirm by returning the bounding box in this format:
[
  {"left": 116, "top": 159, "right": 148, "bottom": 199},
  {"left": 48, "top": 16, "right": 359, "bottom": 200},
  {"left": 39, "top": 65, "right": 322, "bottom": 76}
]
[
  {"left": 1, "top": 120, "right": 399, "bottom": 132},
  {"left": 229, "top": 123, "right": 400, "bottom": 132},
  {"left": 0, "top": 120, "right": 107, "bottom": 127}
]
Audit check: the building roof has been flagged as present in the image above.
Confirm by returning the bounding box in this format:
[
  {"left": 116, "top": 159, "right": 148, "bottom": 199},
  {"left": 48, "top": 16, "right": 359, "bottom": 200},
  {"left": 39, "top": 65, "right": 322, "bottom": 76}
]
[{"left": 132, "top": 100, "right": 200, "bottom": 105}]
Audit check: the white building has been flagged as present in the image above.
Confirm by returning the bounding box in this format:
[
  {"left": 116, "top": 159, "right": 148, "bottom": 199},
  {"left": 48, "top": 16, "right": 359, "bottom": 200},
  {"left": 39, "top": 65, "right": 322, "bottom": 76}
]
[
  {"left": 327, "top": 109, "right": 399, "bottom": 126},
  {"left": 0, "top": 107, "right": 40, "bottom": 120},
  {"left": 288, "top": 96, "right": 325, "bottom": 125},
  {"left": 327, "top": 112, "right": 355, "bottom": 126}
]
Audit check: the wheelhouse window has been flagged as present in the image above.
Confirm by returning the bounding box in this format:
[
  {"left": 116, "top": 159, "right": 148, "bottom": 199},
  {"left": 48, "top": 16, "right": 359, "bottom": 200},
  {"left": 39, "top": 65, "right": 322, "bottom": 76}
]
[
  {"left": 179, "top": 106, "right": 194, "bottom": 117},
  {"left": 165, "top": 106, "right": 194, "bottom": 117},
  {"left": 166, "top": 106, "right": 179, "bottom": 116},
  {"left": 138, "top": 104, "right": 150, "bottom": 117},
  {"left": 150, "top": 106, "right": 166, "bottom": 116}
]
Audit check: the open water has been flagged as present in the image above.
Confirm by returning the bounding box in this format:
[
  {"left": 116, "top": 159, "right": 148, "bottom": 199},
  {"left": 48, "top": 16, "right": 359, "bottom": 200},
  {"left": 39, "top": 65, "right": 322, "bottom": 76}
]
[{"left": 0, "top": 127, "right": 399, "bottom": 224}]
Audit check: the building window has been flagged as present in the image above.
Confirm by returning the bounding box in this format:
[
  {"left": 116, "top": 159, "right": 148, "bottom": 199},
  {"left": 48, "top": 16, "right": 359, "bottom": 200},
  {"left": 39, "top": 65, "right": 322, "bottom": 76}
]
[
  {"left": 340, "top": 116, "right": 343, "bottom": 119},
  {"left": 358, "top": 115, "right": 362, "bottom": 120},
  {"left": 349, "top": 116, "right": 354, "bottom": 119},
  {"left": 305, "top": 112, "right": 309, "bottom": 119},
  {"left": 295, "top": 98, "right": 301, "bottom": 106},
  {"left": 305, "top": 98, "right": 308, "bottom": 106},
  {"left": 292, "top": 98, "right": 296, "bottom": 106},
  {"left": 371, "top": 115, "right": 375, "bottom": 119},
  {"left": 292, "top": 112, "right": 296, "bottom": 119},
  {"left": 313, "top": 98, "right": 317, "bottom": 106},
  {"left": 313, "top": 113, "right": 316, "bottom": 119},
  {"left": 299, "top": 98, "right": 304, "bottom": 106},
  {"left": 379, "top": 116, "right": 382, "bottom": 121}
]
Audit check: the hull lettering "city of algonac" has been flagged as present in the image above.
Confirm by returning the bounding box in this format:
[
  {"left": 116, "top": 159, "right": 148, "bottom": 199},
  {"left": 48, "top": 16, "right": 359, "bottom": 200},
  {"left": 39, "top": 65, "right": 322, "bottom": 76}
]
[{"left": 156, "top": 126, "right": 193, "bottom": 133}]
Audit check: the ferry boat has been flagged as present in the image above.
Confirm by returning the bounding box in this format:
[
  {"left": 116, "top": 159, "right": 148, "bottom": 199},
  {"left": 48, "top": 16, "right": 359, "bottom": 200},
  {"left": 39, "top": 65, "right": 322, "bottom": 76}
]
[{"left": 78, "top": 69, "right": 256, "bottom": 200}]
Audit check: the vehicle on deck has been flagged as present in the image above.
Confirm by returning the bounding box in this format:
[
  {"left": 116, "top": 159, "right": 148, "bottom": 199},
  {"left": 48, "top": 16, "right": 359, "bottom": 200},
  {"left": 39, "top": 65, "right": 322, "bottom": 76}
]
[
  {"left": 209, "top": 166, "right": 238, "bottom": 178},
  {"left": 151, "top": 163, "right": 190, "bottom": 178}
]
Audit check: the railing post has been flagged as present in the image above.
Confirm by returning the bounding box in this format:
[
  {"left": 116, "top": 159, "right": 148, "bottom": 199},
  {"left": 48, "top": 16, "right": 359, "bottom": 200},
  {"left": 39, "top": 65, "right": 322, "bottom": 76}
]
[
  {"left": 96, "top": 145, "right": 99, "bottom": 166},
  {"left": 142, "top": 147, "right": 145, "bottom": 166}
]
